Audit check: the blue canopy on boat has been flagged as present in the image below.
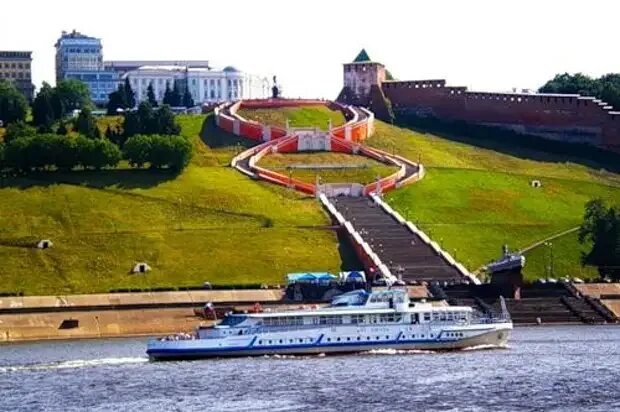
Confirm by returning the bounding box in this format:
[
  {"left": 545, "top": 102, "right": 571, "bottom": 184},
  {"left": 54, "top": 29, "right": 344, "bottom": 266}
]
[
  {"left": 287, "top": 272, "right": 337, "bottom": 283},
  {"left": 339, "top": 271, "right": 366, "bottom": 283}
]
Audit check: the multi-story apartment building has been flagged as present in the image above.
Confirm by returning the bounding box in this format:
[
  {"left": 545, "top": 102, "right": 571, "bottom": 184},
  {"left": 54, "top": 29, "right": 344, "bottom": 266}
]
[
  {"left": 0, "top": 51, "right": 34, "bottom": 101},
  {"left": 55, "top": 30, "right": 118, "bottom": 104}
]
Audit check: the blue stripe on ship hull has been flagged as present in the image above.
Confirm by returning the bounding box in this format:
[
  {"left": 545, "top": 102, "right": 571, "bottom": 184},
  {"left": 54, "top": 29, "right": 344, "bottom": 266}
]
[{"left": 147, "top": 328, "right": 498, "bottom": 358}]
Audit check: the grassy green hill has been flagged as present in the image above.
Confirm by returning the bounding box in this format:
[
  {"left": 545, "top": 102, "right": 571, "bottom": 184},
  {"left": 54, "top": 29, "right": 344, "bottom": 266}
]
[
  {"left": 4, "top": 104, "right": 619, "bottom": 294},
  {"left": 232, "top": 105, "right": 620, "bottom": 281},
  {"left": 238, "top": 105, "right": 345, "bottom": 130},
  {"left": 0, "top": 115, "right": 343, "bottom": 295},
  {"left": 372, "top": 122, "right": 620, "bottom": 281}
]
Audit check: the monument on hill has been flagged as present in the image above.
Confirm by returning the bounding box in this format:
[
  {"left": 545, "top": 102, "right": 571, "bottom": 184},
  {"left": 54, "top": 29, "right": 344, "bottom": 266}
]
[{"left": 271, "top": 75, "right": 280, "bottom": 99}]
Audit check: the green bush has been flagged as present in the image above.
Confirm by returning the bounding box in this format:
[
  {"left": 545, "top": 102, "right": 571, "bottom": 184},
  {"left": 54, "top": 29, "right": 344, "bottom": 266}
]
[
  {"left": 124, "top": 134, "right": 192, "bottom": 171},
  {"left": 4, "top": 120, "right": 36, "bottom": 144},
  {"left": 122, "top": 102, "right": 181, "bottom": 138},
  {"left": 3, "top": 134, "right": 121, "bottom": 172},
  {"left": 76, "top": 136, "right": 121, "bottom": 170}
]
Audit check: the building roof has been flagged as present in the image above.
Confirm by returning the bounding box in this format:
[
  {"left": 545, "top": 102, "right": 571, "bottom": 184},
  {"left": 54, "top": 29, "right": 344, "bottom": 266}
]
[
  {"left": 353, "top": 49, "right": 371, "bottom": 63},
  {"left": 105, "top": 60, "right": 211, "bottom": 70},
  {"left": 0, "top": 51, "right": 32, "bottom": 59}
]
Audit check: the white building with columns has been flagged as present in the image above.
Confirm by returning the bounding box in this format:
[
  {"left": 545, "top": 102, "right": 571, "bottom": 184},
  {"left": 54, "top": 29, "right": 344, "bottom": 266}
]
[{"left": 123, "top": 65, "right": 270, "bottom": 105}]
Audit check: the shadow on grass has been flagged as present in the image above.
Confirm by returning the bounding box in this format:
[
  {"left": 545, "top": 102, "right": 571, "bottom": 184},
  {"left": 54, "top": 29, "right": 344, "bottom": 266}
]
[
  {"left": 396, "top": 116, "right": 620, "bottom": 174},
  {"left": 0, "top": 168, "right": 178, "bottom": 190},
  {"left": 199, "top": 115, "right": 257, "bottom": 150}
]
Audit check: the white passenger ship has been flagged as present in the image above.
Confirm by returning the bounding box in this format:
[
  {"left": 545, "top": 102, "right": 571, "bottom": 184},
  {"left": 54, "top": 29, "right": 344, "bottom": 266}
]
[{"left": 146, "top": 289, "right": 512, "bottom": 360}]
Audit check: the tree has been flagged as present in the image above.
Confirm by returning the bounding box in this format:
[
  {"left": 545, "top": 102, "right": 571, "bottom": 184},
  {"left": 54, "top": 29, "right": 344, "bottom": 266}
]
[
  {"left": 0, "top": 80, "right": 28, "bottom": 124},
  {"left": 579, "top": 199, "right": 620, "bottom": 280},
  {"left": 124, "top": 78, "right": 136, "bottom": 109},
  {"left": 165, "top": 135, "right": 193, "bottom": 171},
  {"left": 182, "top": 89, "right": 194, "bottom": 108},
  {"left": 163, "top": 82, "right": 175, "bottom": 106},
  {"left": 53, "top": 136, "right": 78, "bottom": 170},
  {"left": 171, "top": 82, "right": 182, "bottom": 106},
  {"left": 123, "top": 134, "right": 192, "bottom": 171},
  {"left": 123, "top": 134, "right": 152, "bottom": 168},
  {"left": 74, "top": 107, "right": 100, "bottom": 139},
  {"left": 147, "top": 82, "right": 158, "bottom": 107},
  {"left": 137, "top": 101, "right": 156, "bottom": 134},
  {"left": 4, "top": 120, "right": 36, "bottom": 144},
  {"left": 32, "top": 83, "right": 56, "bottom": 128},
  {"left": 122, "top": 102, "right": 180, "bottom": 138},
  {"left": 107, "top": 84, "right": 127, "bottom": 115},
  {"left": 76, "top": 136, "right": 121, "bottom": 170},
  {"left": 56, "top": 79, "right": 92, "bottom": 114},
  {"left": 539, "top": 72, "right": 620, "bottom": 110},
  {"left": 155, "top": 105, "right": 181, "bottom": 135}
]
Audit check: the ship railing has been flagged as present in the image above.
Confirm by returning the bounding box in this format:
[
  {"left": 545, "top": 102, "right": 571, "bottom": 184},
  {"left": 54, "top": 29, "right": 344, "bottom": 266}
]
[{"left": 471, "top": 312, "right": 511, "bottom": 325}]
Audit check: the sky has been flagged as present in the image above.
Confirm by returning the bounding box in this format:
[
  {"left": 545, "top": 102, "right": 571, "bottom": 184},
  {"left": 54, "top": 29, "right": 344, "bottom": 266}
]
[{"left": 2, "top": 0, "right": 619, "bottom": 98}]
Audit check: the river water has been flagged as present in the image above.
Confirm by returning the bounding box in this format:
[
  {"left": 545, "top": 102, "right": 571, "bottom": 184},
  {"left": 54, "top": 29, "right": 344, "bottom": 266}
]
[{"left": 0, "top": 325, "right": 618, "bottom": 412}]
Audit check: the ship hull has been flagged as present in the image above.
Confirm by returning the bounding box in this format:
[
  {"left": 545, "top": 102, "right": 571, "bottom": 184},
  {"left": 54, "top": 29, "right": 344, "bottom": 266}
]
[{"left": 147, "top": 323, "right": 512, "bottom": 361}]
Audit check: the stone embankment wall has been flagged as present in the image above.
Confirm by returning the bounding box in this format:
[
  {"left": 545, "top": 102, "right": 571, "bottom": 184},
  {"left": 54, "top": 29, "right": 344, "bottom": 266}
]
[
  {"left": 575, "top": 283, "right": 620, "bottom": 318},
  {"left": 0, "top": 290, "right": 283, "bottom": 342}
]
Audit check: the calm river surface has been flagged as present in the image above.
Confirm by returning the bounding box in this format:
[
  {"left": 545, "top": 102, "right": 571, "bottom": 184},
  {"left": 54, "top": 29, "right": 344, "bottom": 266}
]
[{"left": 0, "top": 325, "right": 618, "bottom": 412}]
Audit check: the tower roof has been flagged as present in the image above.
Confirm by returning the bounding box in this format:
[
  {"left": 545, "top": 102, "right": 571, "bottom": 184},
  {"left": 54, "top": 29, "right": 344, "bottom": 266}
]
[{"left": 353, "top": 49, "right": 371, "bottom": 63}]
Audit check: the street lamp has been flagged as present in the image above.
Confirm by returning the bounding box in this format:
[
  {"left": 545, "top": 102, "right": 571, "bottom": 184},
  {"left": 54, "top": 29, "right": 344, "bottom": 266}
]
[{"left": 544, "top": 241, "right": 554, "bottom": 278}]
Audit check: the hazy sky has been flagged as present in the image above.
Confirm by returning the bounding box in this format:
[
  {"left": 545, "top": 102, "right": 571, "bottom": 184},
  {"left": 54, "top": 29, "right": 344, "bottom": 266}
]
[{"left": 2, "top": 0, "right": 618, "bottom": 98}]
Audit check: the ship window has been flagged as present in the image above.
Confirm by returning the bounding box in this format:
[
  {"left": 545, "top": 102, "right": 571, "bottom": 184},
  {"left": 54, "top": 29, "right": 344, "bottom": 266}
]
[
  {"left": 447, "top": 313, "right": 454, "bottom": 321},
  {"left": 327, "top": 338, "right": 331, "bottom": 342},
  {"left": 337, "top": 337, "right": 341, "bottom": 342},
  {"left": 259, "top": 340, "right": 262, "bottom": 344},
  {"left": 440, "top": 313, "right": 447, "bottom": 321},
  {"left": 423, "top": 313, "right": 431, "bottom": 321},
  {"left": 385, "top": 335, "right": 390, "bottom": 340},
  {"left": 367, "top": 336, "right": 371, "bottom": 340},
  {"left": 430, "top": 334, "right": 434, "bottom": 338},
  {"left": 279, "top": 340, "right": 283, "bottom": 344},
  {"left": 268, "top": 340, "right": 272, "bottom": 344},
  {"left": 421, "top": 334, "right": 425, "bottom": 338},
  {"left": 376, "top": 336, "right": 380, "bottom": 340},
  {"left": 299, "top": 339, "right": 303, "bottom": 343},
  {"left": 357, "top": 337, "right": 361, "bottom": 341},
  {"left": 350, "top": 314, "right": 365, "bottom": 324},
  {"left": 347, "top": 337, "right": 351, "bottom": 341}
]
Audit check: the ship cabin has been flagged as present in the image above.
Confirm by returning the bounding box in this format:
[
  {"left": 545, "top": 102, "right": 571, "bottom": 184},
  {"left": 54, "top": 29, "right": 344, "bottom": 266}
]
[{"left": 198, "top": 290, "right": 474, "bottom": 339}]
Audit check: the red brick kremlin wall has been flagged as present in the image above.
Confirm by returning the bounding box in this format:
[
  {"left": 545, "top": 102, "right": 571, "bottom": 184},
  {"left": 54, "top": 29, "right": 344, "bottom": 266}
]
[
  {"left": 380, "top": 80, "right": 620, "bottom": 151},
  {"left": 337, "top": 61, "right": 620, "bottom": 153}
]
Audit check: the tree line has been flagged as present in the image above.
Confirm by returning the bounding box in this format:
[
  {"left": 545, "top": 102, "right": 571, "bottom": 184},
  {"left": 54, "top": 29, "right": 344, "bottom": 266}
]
[
  {"left": 1, "top": 80, "right": 192, "bottom": 174},
  {"left": 107, "top": 78, "right": 194, "bottom": 115},
  {"left": 0, "top": 132, "right": 191, "bottom": 172},
  {"left": 539, "top": 73, "right": 620, "bottom": 110}
]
